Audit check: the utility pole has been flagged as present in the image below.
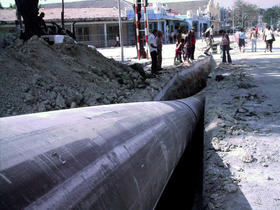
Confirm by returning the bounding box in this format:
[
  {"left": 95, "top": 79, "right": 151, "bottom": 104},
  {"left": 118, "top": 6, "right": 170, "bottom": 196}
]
[
  {"left": 61, "top": 0, "right": 65, "bottom": 29},
  {"left": 135, "top": 0, "right": 147, "bottom": 58},
  {"left": 242, "top": 9, "right": 244, "bottom": 28},
  {"left": 232, "top": 8, "right": 235, "bottom": 33},
  {"left": 118, "top": 0, "right": 124, "bottom": 62}
]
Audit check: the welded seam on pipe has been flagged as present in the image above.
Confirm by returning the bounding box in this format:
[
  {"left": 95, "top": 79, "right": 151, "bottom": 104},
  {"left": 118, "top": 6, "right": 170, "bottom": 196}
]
[{"left": 175, "top": 100, "right": 198, "bottom": 121}]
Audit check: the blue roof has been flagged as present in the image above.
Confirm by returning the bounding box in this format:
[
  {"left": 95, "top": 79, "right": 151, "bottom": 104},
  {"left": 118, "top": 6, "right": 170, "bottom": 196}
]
[{"left": 126, "top": 8, "right": 210, "bottom": 24}]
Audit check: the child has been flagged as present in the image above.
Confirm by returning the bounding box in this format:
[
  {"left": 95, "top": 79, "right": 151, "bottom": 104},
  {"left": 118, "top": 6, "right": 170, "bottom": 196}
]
[{"left": 174, "top": 39, "right": 184, "bottom": 64}]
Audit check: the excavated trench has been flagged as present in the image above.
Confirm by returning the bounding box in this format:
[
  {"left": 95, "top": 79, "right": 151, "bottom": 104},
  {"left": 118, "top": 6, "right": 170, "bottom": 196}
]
[
  {"left": 154, "top": 56, "right": 213, "bottom": 209},
  {"left": 154, "top": 56, "right": 213, "bottom": 101}
]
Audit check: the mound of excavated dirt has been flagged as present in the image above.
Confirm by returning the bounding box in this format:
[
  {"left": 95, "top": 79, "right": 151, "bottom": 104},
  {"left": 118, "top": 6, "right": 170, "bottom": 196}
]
[
  {"left": 0, "top": 36, "right": 211, "bottom": 117},
  {"left": 0, "top": 36, "right": 149, "bottom": 117}
]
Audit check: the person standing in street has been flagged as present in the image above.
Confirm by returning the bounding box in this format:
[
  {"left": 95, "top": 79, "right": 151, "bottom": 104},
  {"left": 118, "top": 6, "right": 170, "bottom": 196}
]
[
  {"left": 234, "top": 30, "right": 240, "bottom": 49},
  {"left": 176, "top": 28, "right": 183, "bottom": 46},
  {"left": 115, "top": 34, "right": 120, "bottom": 47},
  {"left": 221, "top": 30, "right": 232, "bottom": 64},
  {"left": 250, "top": 27, "right": 258, "bottom": 52},
  {"left": 239, "top": 28, "right": 246, "bottom": 52},
  {"left": 183, "top": 32, "right": 192, "bottom": 64},
  {"left": 174, "top": 38, "right": 184, "bottom": 64},
  {"left": 156, "top": 30, "right": 163, "bottom": 71},
  {"left": 190, "top": 28, "right": 196, "bottom": 61},
  {"left": 263, "top": 27, "right": 268, "bottom": 52},
  {"left": 264, "top": 26, "right": 275, "bottom": 52},
  {"left": 204, "top": 25, "right": 214, "bottom": 56},
  {"left": 148, "top": 29, "right": 158, "bottom": 74}
]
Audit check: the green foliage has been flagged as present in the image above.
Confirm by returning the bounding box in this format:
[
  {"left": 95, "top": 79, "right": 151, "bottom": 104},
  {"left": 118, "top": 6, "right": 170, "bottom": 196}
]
[
  {"left": 263, "top": 6, "right": 280, "bottom": 27},
  {"left": 232, "top": 0, "right": 259, "bottom": 29},
  {"left": 0, "top": 3, "right": 3, "bottom": 9},
  {"left": 8, "top": 3, "right": 17, "bottom": 9}
]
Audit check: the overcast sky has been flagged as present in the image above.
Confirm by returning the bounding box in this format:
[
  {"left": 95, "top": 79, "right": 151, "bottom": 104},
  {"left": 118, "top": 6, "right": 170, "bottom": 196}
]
[{"left": 0, "top": 0, "right": 279, "bottom": 9}]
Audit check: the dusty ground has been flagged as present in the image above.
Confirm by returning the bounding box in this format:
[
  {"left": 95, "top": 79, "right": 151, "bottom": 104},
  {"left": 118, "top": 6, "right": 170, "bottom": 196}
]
[
  {"left": 0, "top": 36, "right": 196, "bottom": 117},
  {"left": 201, "top": 38, "right": 280, "bottom": 209}
]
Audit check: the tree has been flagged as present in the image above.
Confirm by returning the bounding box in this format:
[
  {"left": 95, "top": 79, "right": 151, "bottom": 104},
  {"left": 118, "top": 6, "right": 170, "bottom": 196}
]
[
  {"left": 263, "top": 6, "right": 280, "bottom": 27},
  {"left": 0, "top": 3, "right": 3, "bottom": 9},
  {"left": 232, "top": 0, "right": 259, "bottom": 29},
  {"left": 8, "top": 3, "right": 17, "bottom": 9}
]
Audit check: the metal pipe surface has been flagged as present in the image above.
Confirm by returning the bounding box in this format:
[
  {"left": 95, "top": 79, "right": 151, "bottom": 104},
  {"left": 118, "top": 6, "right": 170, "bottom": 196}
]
[{"left": 0, "top": 96, "right": 204, "bottom": 210}]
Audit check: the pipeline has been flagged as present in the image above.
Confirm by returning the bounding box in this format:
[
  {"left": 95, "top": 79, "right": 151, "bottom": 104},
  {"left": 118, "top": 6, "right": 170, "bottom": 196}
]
[
  {"left": 154, "top": 56, "right": 214, "bottom": 101},
  {"left": 0, "top": 96, "right": 204, "bottom": 210}
]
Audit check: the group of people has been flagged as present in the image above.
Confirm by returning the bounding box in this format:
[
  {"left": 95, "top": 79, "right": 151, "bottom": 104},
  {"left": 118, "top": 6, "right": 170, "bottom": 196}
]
[
  {"left": 174, "top": 28, "right": 196, "bottom": 65},
  {"left": 147, "top": 24, "right": 277, "bottom": 73},
  {"left": 234, "top": 27, "right": 257, "bottom": 52},
  {"left": 234, "top": 25, "right": 276, "bottom": 53},
  {"left": 148, "top": 27, "right": 198, "bottom": 75},
  {"left": 218, "top": 25, "right": 277, "bottom": 64}
]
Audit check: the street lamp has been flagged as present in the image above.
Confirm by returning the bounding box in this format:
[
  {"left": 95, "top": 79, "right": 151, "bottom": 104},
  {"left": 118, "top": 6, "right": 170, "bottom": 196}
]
[
  {"left": 242, "top": 15, "right": 248, "bottom": 28},
  {"left": 61, "top": 0, "right": 65, "bottom": 29},
  {"left": 118, "top": 0, "right": 124, "bottom": 62}
]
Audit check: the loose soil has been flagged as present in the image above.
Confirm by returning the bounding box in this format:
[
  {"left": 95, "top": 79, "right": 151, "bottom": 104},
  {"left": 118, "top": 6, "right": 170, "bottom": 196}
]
[
  {"left": 201, "top": 40, "right": 280, "bottom": 209},
  {"left": 0, "top": 36, "right": 187, "bottom": 117}
]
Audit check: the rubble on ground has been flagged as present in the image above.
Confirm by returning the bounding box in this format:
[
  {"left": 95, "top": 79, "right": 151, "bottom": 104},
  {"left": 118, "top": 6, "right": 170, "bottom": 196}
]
[
  {"left": 0, "top": 36, "right": 193, "bottom": 117},
  {"left": 201, "top": 62, "right": 280, "bottom": 209}
]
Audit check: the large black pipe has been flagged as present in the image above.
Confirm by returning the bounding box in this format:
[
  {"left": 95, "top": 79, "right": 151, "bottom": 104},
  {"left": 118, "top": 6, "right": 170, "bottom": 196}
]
[{"left": 0, "top": 96, "right": 204, "bottom": 210}]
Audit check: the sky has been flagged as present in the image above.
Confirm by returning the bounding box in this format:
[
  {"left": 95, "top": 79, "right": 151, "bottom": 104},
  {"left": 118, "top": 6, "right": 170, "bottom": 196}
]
[{"left": 0, "top": 0, "right": 279, "bottom": 9}]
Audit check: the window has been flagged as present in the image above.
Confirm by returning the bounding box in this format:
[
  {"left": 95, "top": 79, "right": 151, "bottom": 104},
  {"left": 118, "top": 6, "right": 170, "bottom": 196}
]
[
  {"left": 76, "top": 26, "right": 89, "bottom": 41},
  {"left": 107, "top": 24, "right": 119, "bottom": 40}
]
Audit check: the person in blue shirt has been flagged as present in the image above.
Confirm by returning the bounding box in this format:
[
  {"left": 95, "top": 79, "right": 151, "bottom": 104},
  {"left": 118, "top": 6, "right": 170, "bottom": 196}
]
[{"left": 239, "top": 28, "right": 246, "bottom": 52}]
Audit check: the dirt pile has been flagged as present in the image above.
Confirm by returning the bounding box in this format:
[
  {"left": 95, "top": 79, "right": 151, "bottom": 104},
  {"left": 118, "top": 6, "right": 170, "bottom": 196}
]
[
  {"left": 0, "top": 36, "right": 151, "bottom": 117},
  {"left": 1, "top": 36, "right": 201, "bottom": 117}
]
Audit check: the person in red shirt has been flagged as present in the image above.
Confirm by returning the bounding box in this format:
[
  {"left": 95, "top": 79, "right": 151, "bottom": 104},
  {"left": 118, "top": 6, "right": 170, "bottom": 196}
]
[
  {"left": 190, "top": 28, "right": 196, "bottom": 61},
  {"left": 255, "top": 26, "right": 258, "bottom": 34},
  {"left": 174, "top": 39, "right": 184, "bottom": 64}
]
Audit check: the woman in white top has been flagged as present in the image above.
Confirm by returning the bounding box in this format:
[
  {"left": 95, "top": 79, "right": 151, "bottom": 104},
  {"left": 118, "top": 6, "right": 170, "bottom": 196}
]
[{"left": 264, "top": 26, "right": 275, "bottom": 52}]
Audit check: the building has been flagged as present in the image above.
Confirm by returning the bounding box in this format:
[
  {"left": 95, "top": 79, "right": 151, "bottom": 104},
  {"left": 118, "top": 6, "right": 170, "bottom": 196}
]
[
  {"left": 164, "top": 0, "right": 210, "bottom": 37},
  {"left": 206, "top": 0, "right": 222, "bottom": 33},
  {"left": 220, "top": 7, "right": 231, "bottom": 31},
  {"left": 164, "top": 0, "right": 208, "bottom": 16},
  {"left": 0, "top": 0, "right": 214, "bottom": 48},
  {"left": 0, "top": 0, "right": 138, "bottom": 48},
  {"left": 0, "top": 7, "right": 135, "bottom": 48},
  {"left": 42, "top": 0, "right": 132, "bottom": 9}
]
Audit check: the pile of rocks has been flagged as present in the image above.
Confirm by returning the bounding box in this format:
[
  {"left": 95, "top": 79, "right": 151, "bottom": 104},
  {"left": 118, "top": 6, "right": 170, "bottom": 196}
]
[
  {"left": 0, "top": 36, "right": 143, "bottom": 117},
  {"left": 0, "top": 36, "right": 188, "bottom": 117}
]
